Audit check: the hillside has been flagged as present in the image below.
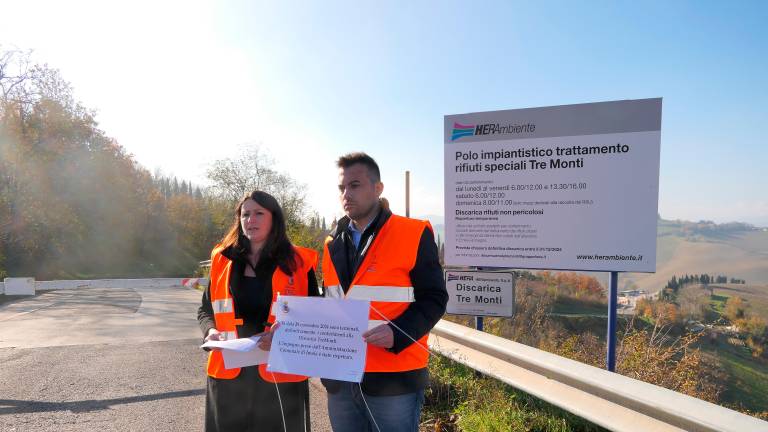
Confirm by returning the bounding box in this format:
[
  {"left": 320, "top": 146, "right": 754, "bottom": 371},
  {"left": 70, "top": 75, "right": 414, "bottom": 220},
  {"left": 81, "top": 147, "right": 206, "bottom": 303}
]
[{"left": 622, "top": 220, "right": 768, "bottom": 296}]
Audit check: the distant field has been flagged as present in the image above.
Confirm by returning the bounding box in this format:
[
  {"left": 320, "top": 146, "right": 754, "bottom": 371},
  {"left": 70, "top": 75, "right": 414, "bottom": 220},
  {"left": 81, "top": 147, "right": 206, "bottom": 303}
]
[
  {"left": 726, "top": 230, "right": 768, "bottom": 255},
  {"left": 621, "top": 229, "right": 768, "bottom": 297},
  {"left": 710, "top": 284, "right": 768, "bottom": 321}
]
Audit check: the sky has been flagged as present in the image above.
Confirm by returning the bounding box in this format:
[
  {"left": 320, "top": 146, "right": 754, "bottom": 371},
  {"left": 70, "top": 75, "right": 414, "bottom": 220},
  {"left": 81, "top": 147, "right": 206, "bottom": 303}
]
[{"left": 1, "top": 1, "right": 767, "bottom": 226}]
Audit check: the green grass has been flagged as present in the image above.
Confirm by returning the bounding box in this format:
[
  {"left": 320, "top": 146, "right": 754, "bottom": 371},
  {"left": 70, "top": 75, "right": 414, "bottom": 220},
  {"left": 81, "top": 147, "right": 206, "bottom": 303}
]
[
  {"left": 551, "top": 296, "right": 607, "bottom": 318},
  {"left": 701, "top": 342, "right": 768, "bottom": 413},
  {"left": 424, "top": 354, "right": 607, "bottom": 432},
  {"left": 697, "top": 292, "right": 768, "bottom": 413},
  {"left": 551, "top": 304, "right": 607, "bottom": 318},
  {"left": 710, "top": 294, "right": 728, "bottom": 317}
]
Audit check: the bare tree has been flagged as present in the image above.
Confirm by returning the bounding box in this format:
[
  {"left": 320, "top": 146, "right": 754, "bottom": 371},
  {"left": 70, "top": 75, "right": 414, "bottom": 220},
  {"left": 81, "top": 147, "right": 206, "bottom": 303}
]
[
  {"left": 0, "top": 47, "right": 32, "bottom": 100},
  {"left": 206, "top": 144, "right": 307, "bottom": 225},
  {"left": 678, "top": 284, "right": 708, "bottom": 321}
]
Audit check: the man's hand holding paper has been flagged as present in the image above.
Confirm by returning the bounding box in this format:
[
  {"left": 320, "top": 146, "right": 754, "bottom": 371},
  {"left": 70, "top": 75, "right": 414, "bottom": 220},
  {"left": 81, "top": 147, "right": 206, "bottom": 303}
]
[{"left": 362, "top": 323, "right": 394, "bottom": 349}]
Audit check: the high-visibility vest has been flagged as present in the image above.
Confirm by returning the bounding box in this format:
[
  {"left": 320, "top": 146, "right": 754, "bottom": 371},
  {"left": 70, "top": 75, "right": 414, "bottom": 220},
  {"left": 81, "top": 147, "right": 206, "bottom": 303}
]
[
  {"left": 322, "top": 214, "right": 431, "bottom": 373},
  {"left": 206, "top": 245, "right": 318, "bottom": 382}
]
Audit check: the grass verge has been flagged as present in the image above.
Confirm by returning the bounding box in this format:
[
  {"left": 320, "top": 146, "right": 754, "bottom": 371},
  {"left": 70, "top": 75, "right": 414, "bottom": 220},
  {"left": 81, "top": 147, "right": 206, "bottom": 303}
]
[
  {"left": 701, "top": 341, "right": 768, "bottom": 414},
  {"left": 422, "top": 353, "right": 607, "bottom": 432}
]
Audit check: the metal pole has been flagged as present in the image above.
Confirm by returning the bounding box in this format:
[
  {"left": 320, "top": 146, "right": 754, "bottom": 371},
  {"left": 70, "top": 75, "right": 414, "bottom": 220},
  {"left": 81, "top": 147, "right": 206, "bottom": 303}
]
[
  {"left": 475, "top": 265, "right": 484, "bottom": 332},
  {"left": 474, "top": 316, "right": 484, "bottom": 378},
  {"left": 607, "top": 271, "right": 618, "bottom": 372},
  {"left": 405, "top": 170, "right": 410, "bottom": 218}
]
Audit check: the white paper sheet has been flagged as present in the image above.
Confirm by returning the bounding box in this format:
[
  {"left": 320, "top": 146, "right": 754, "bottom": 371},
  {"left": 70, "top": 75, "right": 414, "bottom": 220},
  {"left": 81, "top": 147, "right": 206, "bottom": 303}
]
[
  {"left": 266, "top": 296, "right": 369, "bottom": 382},
  {"left": 221, "top": 347, "right": 269, "bottom": 368},
  {"left": 201, "top": 335, "right": 269, "bottom": 368},
  {"left": 201, "top": 336, "right": 260, "bottom": 352}
]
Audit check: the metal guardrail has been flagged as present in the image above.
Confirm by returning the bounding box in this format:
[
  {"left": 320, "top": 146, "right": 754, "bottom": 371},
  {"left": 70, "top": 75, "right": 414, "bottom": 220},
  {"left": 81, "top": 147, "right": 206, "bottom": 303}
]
[{"left": 428, "top": 319, "right": 768, "bottom": 432}]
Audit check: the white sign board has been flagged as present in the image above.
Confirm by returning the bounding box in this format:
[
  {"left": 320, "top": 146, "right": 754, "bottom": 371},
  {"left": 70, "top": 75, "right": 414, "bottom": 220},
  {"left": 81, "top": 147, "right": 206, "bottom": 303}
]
[
  {"left": 444, "top": 98, "right": 661, "bottom": 272},
  {"left": 446, "top": 271, "right": 514, "bottom": 317},
  {"left": 267, "top": 296, "right": 369, "bottom": 383}
]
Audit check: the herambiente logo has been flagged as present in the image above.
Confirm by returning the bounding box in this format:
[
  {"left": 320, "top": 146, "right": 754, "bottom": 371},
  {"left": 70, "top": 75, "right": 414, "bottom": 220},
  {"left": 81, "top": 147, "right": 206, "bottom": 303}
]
[
  {"left": 447, "top": 273, "right": 473, "bottom": 282},
  {"left": 451, "top": 122, "right": 475, "bottom": 141},
  {"left": 451, "top": 120, "right": 537, "bottom": 141}
]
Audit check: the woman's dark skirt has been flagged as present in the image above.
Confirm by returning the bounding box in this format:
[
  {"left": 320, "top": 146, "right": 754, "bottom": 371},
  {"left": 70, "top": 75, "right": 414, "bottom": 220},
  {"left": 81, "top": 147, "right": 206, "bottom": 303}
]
[{"left": 205, "top": 366, "right": 310, "bottom": 432}]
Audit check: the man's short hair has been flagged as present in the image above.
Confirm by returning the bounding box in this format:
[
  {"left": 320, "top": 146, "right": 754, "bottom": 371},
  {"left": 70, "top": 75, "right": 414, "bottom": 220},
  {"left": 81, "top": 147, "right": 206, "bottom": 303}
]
[{"left": 336, "top": 152, "right": 381, "bottom": 183}]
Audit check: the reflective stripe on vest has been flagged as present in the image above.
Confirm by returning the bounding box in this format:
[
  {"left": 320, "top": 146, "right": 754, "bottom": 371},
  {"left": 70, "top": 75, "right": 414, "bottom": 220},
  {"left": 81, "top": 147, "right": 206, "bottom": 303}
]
[
  {"left": 367, "top": 319, "right": 388, "bottom": 330},
  {"left": 219, "top": 331, "right": 237, "bottom": 341},
  {"left": 325, "top": 284, "right": 414, "bottom": 302},
  {"left": 326, "top": 286, "right": 411, "bottom": 328},
  {"left": 325, "top": 285, "right": 344, "bottom": 299},
  {"left": 347, "top": 285, "right": 415, "bottom": 303},
  {"left": 212, "top": 298, "right": 233, "bottom": 314}
]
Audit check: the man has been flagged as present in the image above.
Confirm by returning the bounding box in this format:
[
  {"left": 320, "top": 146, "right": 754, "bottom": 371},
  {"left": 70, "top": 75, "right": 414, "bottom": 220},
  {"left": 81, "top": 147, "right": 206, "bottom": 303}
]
[{"left": 321, "top": 152, "right": 448, "bottom": 432}]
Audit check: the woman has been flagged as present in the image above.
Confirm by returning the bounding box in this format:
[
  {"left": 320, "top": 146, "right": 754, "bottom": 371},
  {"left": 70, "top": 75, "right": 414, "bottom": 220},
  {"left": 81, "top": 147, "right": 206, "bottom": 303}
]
[{"left": 198, "top": 190, "right": 319, "bottom": 432}]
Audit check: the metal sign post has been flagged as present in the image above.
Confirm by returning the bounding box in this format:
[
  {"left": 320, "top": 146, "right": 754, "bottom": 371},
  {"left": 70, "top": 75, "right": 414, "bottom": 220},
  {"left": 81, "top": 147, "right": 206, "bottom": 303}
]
[
  {"left": 475, "top": 316, "right": 484, "bottom": 332},
  {"left": 607, "top": 271, "right": 619, "bottom": 372},
  {"left": 405, "top": 170, "right": 410, "bottom": 218},
  {"left": 476, "top": 265, "right": 484, "bottom": 333}
]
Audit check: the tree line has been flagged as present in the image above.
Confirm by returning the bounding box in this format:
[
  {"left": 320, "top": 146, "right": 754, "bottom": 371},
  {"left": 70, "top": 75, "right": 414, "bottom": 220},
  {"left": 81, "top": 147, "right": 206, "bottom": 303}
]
[
  {"left": 0, "top": 47, "right": 324, "bottom": 280},
  {"left": 661, "top": 273, "right": 746, "bottom": 301}
]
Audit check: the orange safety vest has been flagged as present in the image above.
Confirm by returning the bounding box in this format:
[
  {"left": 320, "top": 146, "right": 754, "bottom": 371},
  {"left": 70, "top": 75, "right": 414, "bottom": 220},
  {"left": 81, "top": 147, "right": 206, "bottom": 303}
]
[
  {"left": 206, "top": 245, "right": 318, "bottom": 382},
  {"left": 322, "top": 214, "right": 431, "bottom": 373}
]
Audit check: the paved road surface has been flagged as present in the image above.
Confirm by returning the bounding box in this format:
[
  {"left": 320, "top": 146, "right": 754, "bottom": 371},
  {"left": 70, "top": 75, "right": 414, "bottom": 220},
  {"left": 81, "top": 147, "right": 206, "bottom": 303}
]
[{"left": 0, "top": 285, "right": 331, "bottom": 431}]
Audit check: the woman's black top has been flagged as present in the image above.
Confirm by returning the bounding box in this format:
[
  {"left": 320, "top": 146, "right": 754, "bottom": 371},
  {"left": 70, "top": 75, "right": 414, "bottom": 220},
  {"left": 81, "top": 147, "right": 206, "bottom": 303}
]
[{"left": 198, "top": 255, "right": 320, "bottom": 339}]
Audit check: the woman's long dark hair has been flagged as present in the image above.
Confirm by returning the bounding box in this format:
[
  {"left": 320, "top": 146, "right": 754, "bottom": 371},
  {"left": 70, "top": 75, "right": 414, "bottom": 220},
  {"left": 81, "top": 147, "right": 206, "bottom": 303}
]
[{"left": 219, "top": 190, "right": 300, "bottom": 275}]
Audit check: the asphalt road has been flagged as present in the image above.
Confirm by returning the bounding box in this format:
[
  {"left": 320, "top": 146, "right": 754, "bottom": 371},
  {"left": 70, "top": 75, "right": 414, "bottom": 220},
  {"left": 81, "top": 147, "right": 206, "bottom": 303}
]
[{"left": 0, "top": 285, "right": 331, "bottom": 432}]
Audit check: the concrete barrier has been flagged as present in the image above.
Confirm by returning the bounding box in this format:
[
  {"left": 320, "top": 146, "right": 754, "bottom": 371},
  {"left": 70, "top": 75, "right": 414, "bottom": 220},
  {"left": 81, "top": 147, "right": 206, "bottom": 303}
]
[
  {"left": 0, "top": 278, "right": 200, "bottom": 295},
  {"left": 34, "top": 278, "right": 188, "bottom": 291},
  {"left": 4, "top": 278, "right": 35, "bottom": 295}
]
